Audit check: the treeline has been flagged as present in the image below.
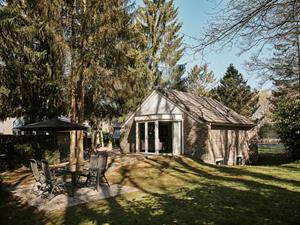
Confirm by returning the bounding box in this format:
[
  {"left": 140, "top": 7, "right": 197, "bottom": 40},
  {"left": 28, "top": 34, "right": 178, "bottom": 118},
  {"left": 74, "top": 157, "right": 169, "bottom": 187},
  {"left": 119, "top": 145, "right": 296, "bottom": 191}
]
[
  {"left": 0, "top": 0, "right": 299, "bottom": 160},
  {"left": 196, "top": 0, "right": 300, "bottom": 159}
]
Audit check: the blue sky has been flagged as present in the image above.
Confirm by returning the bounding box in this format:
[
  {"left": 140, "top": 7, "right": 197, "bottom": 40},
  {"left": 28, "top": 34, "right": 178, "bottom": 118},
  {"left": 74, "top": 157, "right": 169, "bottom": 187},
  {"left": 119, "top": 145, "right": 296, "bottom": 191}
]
[{"left": 135, "top": 0, "right": 271, "bottom": 90}]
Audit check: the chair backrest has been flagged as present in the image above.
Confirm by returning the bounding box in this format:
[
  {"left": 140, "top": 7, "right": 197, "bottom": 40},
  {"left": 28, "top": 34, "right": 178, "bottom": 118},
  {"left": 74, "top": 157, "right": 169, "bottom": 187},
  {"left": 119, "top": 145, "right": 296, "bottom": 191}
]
[
  {"left": 97, "top": 152, "right": 108, "bottom": 176},
  {"left": 41, "top": 159, "right": 53, "bottom": 184},
  {"left": 89, "top": 154, "right": 99, "bottom": 171},
  {"left": 29, "top": 159, "right": 40, "bottom": 182}
]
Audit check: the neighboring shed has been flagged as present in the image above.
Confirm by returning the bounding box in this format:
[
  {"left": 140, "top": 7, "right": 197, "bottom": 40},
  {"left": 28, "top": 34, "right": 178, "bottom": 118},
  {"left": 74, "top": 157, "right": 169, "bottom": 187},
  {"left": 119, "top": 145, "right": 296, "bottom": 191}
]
[{"left": 120, "top": 89, "right": 258, "bottom": 165}]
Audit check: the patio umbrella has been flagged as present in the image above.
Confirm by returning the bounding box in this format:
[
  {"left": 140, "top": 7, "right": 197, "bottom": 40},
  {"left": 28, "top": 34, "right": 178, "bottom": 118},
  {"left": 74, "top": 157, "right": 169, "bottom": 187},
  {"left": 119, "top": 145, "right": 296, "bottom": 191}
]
[{"left": 17, "top": 118, "right": 87, "bottom": 131}]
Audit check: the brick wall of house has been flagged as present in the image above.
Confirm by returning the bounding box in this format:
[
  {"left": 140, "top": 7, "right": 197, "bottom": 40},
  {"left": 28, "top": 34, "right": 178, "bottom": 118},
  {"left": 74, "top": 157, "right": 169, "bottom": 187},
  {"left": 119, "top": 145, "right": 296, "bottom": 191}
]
[
  {"left": 183, "top": 114, "right": 211, "bottom": 161},
  {"left": 246, "top": 127, "right": 258, "bottom": 164},
  {"left": 120, "top": 112, "right": 258, "bottom": 165},
  {"left": 207, "top": 126, "right": 258, "bottom": 165}
]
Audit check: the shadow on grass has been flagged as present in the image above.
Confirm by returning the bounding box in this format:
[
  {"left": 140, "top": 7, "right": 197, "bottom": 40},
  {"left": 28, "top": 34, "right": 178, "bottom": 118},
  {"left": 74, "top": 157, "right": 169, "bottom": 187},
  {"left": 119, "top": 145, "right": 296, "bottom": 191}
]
[
  {"left": 178, "top": 156, "right": 300, "bottom": 189},
  {"left": 257, "top": 152, "right": 293, "bottom": 166},
  {"left": 61, "top": 179, "right": 300, "bottom": 225},
  {"left": 4, "top": 154, "right": 300, "bottom": 225},
  {"left": 58, "top": 155, "right": 300, "bottom": 225},
  {"left": 257, "top": 147, "right": 293, "bottom": 166},
  {"left": 0, "top": 185, "right": 47, "bottom": 225}
]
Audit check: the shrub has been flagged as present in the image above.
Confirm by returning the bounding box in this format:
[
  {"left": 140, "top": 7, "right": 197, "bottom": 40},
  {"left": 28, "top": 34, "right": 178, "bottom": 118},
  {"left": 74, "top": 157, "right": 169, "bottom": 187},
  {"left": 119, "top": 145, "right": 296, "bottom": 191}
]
[{"left": 0, "top": 135, "right": 60, "bottom": 169}]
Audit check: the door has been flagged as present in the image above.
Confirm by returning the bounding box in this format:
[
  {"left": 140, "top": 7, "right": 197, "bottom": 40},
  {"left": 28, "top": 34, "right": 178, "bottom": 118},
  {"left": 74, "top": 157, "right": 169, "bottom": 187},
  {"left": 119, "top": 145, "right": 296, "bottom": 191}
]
[
  {"left": 159, "top": 121, "right": 173, "bottom": 153},
  {"left": 148, "top": 122, "right": 155, "bottom": 153},
  {"left": 138, "top": 123, "right": 145, "bottom": 152}
]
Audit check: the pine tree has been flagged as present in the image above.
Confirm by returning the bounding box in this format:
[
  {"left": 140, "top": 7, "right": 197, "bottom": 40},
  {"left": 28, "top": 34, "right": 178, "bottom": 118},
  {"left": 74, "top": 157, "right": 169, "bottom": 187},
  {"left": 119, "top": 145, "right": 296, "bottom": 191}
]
[
  {"left": 0, "top": 0, "right": 67, "bottom": 122},
  {"left": 186, "top": 64, "right": 215, "bottom": 96},
  {"left": 211, "top": 64, "right": 259, "bottom": 118},
  {"left": 269, "top": 52, "right": 300, "bottom": 159},
  {"left": 64, "top": 0, "right": 149, "bottom": 166},
  {"left": 165, "top": 64, "right": 187, "bottom": 91},
  {"left": 136, "top": 0, "right": 184, "bottom": 86},
  {"left": 0, "top": 0, "right": 149, "bottom": 168}
]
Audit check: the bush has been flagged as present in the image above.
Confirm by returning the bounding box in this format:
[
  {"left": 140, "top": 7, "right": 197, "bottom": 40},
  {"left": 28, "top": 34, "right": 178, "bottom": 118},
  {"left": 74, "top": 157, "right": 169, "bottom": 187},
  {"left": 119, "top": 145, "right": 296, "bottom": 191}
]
[{"left": 0, "top": 135, "right": 60, "bottom": 169}]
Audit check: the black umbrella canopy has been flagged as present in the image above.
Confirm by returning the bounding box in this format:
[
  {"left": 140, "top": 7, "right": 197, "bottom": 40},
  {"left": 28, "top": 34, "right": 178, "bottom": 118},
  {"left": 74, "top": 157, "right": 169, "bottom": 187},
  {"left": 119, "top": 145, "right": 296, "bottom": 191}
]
[{"left": 17, "top": 118, "right": 87, "bottom": 131}]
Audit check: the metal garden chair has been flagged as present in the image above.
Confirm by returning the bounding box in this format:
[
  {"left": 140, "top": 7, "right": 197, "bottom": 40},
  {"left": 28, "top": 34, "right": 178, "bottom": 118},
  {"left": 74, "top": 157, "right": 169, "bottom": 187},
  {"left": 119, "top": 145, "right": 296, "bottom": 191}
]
[
  {"left": 29, "top": 159, "right": 46, "bottom": 195},
  {"left": 95, "top": 152, "right": 110, "bottom": 190},
  {"left": 78, "top": 152, "right": 110, "bottom": 191},
  {"left": 41, "top": 159, "right": 66, "bottom": 199}
]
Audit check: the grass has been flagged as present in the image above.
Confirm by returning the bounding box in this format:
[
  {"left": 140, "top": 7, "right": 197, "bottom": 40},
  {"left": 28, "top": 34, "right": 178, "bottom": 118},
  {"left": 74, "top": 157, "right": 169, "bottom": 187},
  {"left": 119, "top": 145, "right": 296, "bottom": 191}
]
[
  {"left": 258, "top": 145, "right": 292, "bottom": 165},
  {"left": 1, "top": 147, "right": 300, "bottom": 225}
]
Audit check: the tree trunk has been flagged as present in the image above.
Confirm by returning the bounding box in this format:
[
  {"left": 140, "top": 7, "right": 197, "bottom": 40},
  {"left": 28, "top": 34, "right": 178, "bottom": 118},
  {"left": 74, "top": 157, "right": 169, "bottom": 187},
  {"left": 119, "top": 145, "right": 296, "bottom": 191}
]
[
  {"left": 77, "top": 77, "right": 85, "bottom": 168},
  {"left": 91, "top": 127, "right": 95, "bottom": 148},
  {"left": 69, "top": 86, "right": 77, "bottom": 172},
  {"left": 69, "top": 0, "right": 77, "bottom": 172}
]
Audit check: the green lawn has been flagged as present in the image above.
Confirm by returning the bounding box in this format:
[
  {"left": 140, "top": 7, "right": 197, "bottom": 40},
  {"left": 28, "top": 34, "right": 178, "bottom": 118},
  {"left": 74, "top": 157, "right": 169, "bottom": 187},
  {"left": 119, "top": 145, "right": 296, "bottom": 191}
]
[
  {"left": 258, "top": 145, "right": 292, "bottom": 165},
  {"left": 1, "top": 147, "right": 300, "bottom": 225}
]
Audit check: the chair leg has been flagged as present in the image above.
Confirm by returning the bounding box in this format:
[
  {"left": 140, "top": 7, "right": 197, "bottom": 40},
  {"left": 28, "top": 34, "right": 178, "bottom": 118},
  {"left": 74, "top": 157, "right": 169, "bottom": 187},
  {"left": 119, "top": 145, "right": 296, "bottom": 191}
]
[
  {"left": 103, "top": 174, "right": 110, "bottom": 187},
  {"left": 84, "top": 176, "right": 89, "bottom": 186},
  {"left": 47, "top": 184, "right": 64, "bottom": 200},
  {"left": 84, "top": 173, "right": 91, "bottom": 186}
]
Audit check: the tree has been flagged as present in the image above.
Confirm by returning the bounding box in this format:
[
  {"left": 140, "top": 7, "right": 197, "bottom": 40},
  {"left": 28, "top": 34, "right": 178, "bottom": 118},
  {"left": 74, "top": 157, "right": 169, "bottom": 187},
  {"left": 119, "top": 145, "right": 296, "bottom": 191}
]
[
  {"left": 196, "top": 0, "right": 299, "bottom": 59},
  {"left": 0, "top": 0, "right": 67, "bottom": 122},
  {"left": 258, "top": 123, "right": 278, "bottom": 139},
  {"left": 165, "top": 64, "right": 187, "bottom": 91},
  {"left": 136, "top": 0, "right": 184, "bottom": 86},
  {"left": 196, "top": 0, "right": 300, "bottom": 158},
  {"left": 271, "top": 86, "right": 300, "bottom": 159},
  {"left": 211, "top": 64, "right": 259, "bottom": 118},
  {"left": 196, "top": 0, "right": 300, "bottom": 95},
  {"left": 0, "top": 0, "right": 149, "bottom": 168},
  {"left": 186, "top": 64, "right": 215, "bottom": 96},
  {"left": 64, "top": 0, "right": 150, "bottom": 166}
]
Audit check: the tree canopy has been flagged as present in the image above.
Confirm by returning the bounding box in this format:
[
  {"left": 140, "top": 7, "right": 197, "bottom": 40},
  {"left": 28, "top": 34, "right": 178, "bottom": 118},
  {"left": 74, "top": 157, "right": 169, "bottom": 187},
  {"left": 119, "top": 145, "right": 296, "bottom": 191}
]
[
  {"left": 186, "top": 64, "right": 215, "bottom": 96},
  {"left": 196, "top": 0, "right": 299, "bottom": 158},
  {"left": 136, "top": 0, "right": 184, "bottom": 86},
  {"left": 0, "top": 0, "right": 67, "bottom": 122},
  {"left": 211, "top": 64, "right": 259, "bottom": 118}
]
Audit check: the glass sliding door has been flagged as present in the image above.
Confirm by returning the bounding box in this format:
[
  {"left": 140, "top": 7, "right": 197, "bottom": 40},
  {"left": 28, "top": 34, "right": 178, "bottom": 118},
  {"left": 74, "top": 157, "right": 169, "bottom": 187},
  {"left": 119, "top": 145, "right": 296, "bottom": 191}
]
[
  {"left": 138, "top": 123, "right": 145, "bottom": 152},
  {"left": 158, "top": 122, "right": 173, "bottom": 153},
  {"left": 148, "top": 122, "right": 155, "bottom": 153}
]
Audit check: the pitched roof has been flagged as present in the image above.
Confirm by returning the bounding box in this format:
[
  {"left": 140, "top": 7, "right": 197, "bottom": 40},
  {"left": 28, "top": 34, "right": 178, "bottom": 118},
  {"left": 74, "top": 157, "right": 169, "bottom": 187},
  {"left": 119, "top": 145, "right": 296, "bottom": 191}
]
[{"left": 159, "top": 89, "right": 255, "bottom": 127}]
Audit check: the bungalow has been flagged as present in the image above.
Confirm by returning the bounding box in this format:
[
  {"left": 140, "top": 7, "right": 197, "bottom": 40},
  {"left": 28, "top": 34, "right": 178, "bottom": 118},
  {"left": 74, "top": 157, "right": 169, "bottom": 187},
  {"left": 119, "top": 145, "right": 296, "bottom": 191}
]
[{"left": 120, "top": 89, "right": 258, "bottom": 165}]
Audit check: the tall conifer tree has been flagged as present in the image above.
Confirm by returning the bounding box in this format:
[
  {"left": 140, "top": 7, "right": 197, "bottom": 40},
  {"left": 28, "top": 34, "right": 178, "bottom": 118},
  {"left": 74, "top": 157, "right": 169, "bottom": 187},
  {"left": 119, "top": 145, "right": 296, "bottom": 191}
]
[
  {"left": 0, "top": 0, "right": 148, "bottom": 168},
  {"left": 211, "top": 64, "right": 259, "bottom": 118},
  {"left": 137, "top": 0, "right": 184, "bottom": 86},
  {"left": 0, "top": 0, "right": 67, "bottom": 122},
  {"left": 186, "top": 64, "right": 215, "bottom": 96}
]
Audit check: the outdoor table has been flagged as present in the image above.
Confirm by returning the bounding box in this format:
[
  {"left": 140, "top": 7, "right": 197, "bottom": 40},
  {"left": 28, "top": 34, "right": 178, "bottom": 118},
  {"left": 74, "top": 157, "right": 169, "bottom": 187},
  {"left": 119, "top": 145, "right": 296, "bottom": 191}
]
[{"left": 50, "top": 161, "right": 88, "bottom": 197}]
